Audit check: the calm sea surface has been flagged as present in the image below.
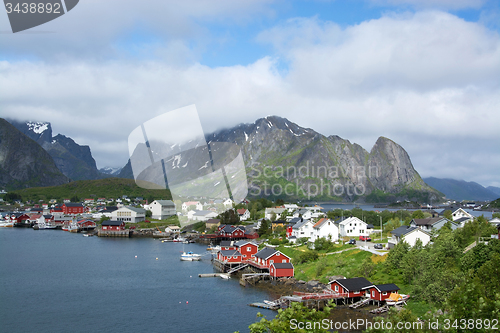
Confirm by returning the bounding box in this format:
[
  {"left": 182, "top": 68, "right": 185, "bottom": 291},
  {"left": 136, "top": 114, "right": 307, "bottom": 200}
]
[{"left": 0, "top": 228, "right": 274, "bottom": 333}]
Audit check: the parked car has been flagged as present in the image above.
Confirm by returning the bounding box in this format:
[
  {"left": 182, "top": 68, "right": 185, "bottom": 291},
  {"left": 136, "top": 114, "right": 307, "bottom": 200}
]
[
  {"left": 374, "top": 243, "right": 383, "bottom": 249},
  {"left": 348, "top": 239, "right": 356, "bottom": 245},
  {"left": 359, "top": 235, "right": 372, "bottom": 241}
]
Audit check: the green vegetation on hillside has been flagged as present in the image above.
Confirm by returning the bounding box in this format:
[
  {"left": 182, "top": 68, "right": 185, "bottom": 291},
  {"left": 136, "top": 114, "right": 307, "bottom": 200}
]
[{"left": 8, "top": 178, "right": 172, "bottom": 203}]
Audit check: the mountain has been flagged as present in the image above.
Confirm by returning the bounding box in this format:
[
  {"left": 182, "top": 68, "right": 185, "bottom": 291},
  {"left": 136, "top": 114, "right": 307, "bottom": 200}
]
[
  {"left": 205, "top": 116, "right": 441, "bottom": 202},
  {"left": 99, "top": 166, "right": 123, "bottom": 176},
  {"left": 423, "top": 177, "right": 499, "bottom": 201},
  {"left": 9, "top": 120, "right": 102, "bottom": 181},
  {"left": 487, "top": 186, "right": 500, "bottom": 197},
  {"left": 123, "top": 115, "right": 441, "bottom": 203},
  {"left": 0, "top": 119, "right": 70, "bottom": 190}
]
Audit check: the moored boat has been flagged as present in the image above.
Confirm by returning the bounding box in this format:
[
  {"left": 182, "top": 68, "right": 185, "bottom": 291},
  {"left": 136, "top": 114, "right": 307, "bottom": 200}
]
[
  {"left": 385, "top": 293, "right": 410, "bottom": 306},
  {"left": 0, "top": 220, "right": 14, "bottom": 227},
  {"left": 180, "top": 251, "right": 201, "bottom": 261}
]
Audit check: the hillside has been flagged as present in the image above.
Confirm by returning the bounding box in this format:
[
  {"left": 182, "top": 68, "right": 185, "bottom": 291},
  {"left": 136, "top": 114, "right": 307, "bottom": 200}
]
[
  {"left": 0, "top": 119, "right": 69, "bottom": 190},
  {"left": 208, "top": 116, "right": 441, "bottom": 203},
  {"left": 9, "top": 120, "right": 103, "bottom": 181},
  {"left": 9, "top": 178, "right": 172, "bottom": 202},
  {"left": 423, "top": 177, "right": 499, "bottom": 201}
]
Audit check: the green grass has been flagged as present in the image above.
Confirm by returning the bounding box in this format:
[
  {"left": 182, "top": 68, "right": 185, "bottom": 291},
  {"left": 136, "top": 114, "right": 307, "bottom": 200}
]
[{"left": 10, "top": 178, "right": 172, "bottom": 203}]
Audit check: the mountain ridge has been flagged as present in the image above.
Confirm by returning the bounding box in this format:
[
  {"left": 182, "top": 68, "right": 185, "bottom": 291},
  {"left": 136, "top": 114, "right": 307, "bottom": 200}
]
[{"left": 423, "top": 177, "right": 499, "bottom": 201}]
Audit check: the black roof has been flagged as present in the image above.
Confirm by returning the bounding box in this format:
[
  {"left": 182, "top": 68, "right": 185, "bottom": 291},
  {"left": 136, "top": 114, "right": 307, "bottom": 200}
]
[
  {"left": 329, "top": 277, "right": 373, "bottom": 291},
  {"left": 64, "top": 203, "right": 83, "bottom": 207},
  {"left": 101, "top": 220, "right": 124, "bottom": 226},
  {"left": 254, "top": 247, "right": 278, "bottom": 260},
  {"left": 272, "top": 220, "right": 287, "bottom": 224},
  {"left": 220, "top": 241, "right": 234, "bottom": 247},
  {"left": 374, "top": 283, "right": 400, "bottom": 292},
  {"left": 220, "top": 250, "right": 241, "bottom": 257},
  {"left": 271, "top": 262, "right": 294, "bottom": 269},
  {"left": 391, "top": 226, "right": 416, "bottom": 237}
]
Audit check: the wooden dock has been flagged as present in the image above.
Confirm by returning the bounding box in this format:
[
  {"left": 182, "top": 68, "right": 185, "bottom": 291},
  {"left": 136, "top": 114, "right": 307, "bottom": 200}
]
[
  {"left": 199, "top": 273, "right": 223, "bottom": 278},
  {"left": 97, "top": 230, "right": 130, "bottom": 237},
  {"left": 249, "top": 302, "right": 279, "bottom": 310}
]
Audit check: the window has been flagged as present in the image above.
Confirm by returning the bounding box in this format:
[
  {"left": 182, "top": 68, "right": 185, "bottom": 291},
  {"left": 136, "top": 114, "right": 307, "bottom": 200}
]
[
  {"left": 372, "top": 291, "right": 375, "bottom": 297},
  {"left": 382, "top": 292, "right": 387, "bottom": 296},
  {"left": 282, "top": 259, "right": 287, "bottom": 263},
  {"left": 247, "top": 246, "right": 251, "bottom": 252},
  {"left": 270, "top": 260, "right": 274, "bottom": 264},
  {"left": 334, "top": 285, "right": 339, "bottom": 292},
  {"left": 354, "top": 291, "right": 360, "bottom": 294}
]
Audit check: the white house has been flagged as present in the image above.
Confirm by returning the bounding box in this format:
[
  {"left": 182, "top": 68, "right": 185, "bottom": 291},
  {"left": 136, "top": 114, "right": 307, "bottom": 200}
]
[
  {"left": 337, "top": 217, "right": 368, "bottom": 237},
  {"left": 111, "top": 206, "right": 146, "bottom": 223},
  {"left": 292, "top": 208, "right": 313, "bottom": 220},
  {"left": 389, "top": 226, "right": 431, "bottom": 248},
  {"left": 150, "top": 200, "right": 176, "bottom": 220},
  {"left": 223, "top": 198, "right": 234, "bottom": 208},
  {"left": 293, "top": 219, "right": 315, "bottom": 239},
  {"left": 182, "top": 201, "right": 203, "bottom": 211},
  {"left": 452, "top": 208, "right": 473, "bottom": 221},
  {"left": 237, "top": 209, "right": 250, "bottom": 221},
  {"left": 488, "top": 217, "right": 500, "bottom": 227},
  {"left": 311, "top": 218, "right": 339, "bottom": 242},
  {"left": 265, "top": 207, "right": 286, "bottom": 220},
  {"left": 191, "top": 210, "right": 218, "bottom": 221}
]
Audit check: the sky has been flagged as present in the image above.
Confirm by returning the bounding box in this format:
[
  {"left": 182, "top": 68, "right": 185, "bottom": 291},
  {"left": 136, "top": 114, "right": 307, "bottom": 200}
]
[{"left": 0, "top": 0, "right": 499, "bottom": 187}]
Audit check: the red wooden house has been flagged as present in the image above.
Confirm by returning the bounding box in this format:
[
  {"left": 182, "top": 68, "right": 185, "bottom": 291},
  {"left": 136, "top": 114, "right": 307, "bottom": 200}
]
[
  {"left": 62, "top": 203, "right": 84, "bottom": 215},
  {"left": 369, "top": 284, "right": 400, "bottom": 302},
  {"left": 101, "top": 220, "right": 125, "bottom": 231},
  {"left": 328, "top": 277, "right": 373, "bottom": 298},
  {"left": 252, "top": 247, "right": 291, "bottom": 269},
  {"left": 218, "top": 225, "right": 246, "bottom": 238},
  {"left": 78, "top": 219, "right": 97, "bottom": 231},
  {"left": 234, "top": 240, "right": 258, "bottom": 260},
  {"left": 11, "top": 213, "right": 31, "bottom": 226},
  {"left": 270, "top": 262, "right": 294, "bottom": 278},
  {"left": 217, "top": 250, "right": 242, "bottom": 263}
]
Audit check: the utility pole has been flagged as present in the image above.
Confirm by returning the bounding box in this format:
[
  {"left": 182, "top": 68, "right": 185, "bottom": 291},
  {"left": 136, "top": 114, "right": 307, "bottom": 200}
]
[{"left": 380, "top": 215, "right": 382, "bottom": 242}]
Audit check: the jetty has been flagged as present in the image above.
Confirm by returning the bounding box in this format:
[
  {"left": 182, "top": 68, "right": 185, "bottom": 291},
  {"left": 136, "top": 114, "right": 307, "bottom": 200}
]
[{"left": 349, "top": 297, "right": 371, "bottom": 309}]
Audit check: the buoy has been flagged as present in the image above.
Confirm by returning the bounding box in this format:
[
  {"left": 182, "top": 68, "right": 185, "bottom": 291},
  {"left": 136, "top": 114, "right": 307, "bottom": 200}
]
[
  {"left": 135, "top": 255, "right": 137, "bottom": 258},
  {"left": 186, "top": 301, "right": 188, "bottom": 304},
  {"left": 156, "top": 257, "right": 158, "bottom": 260}
]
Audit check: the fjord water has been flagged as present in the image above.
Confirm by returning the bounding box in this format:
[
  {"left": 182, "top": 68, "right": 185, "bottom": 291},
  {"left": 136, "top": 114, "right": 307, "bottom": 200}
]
[{"left": 0, "top": 229, "right": 273, "bottom": 333}]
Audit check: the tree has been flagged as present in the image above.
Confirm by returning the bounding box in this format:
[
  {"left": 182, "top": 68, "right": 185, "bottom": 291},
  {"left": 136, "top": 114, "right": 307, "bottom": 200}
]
[
  {"left": 493, "top": 212, "right": 500, "bottom": 219},
  {"left": 443, "top": 209, "right": 453, "bottom": 220},
  {"left": 217, "top": 209, "right": 240, "bottom": 225},
  {"left": 248, "top": 301, "right": 334, "bottom": 333},
  {"left": 258, "top": 219, "right": 270, "bottom": 236},
  {"left": 145, "top": 210, "right": 152, "bottom": 218},
  {"left": 411, "top": 210, "right": 425, "bottom": 219}
]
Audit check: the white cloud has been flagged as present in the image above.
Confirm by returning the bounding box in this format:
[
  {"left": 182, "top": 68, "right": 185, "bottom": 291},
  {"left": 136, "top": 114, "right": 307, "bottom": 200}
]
[{"left": 1, "top": 10, "right": 499, "bottom": 187}]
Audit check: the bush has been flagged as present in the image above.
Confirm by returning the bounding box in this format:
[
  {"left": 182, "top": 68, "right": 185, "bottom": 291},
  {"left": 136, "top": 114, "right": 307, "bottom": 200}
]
[{"left": 296, "top": 249, "right": 319, "bottom": 264}]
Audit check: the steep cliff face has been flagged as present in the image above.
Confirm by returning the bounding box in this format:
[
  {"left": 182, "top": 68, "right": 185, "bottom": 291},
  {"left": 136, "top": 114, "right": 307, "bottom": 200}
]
[
  {"left": 208, "top": 116, "right": 441, "bottom": 202},
  {"left": 9, "top": 120, "right": 102, "bottom": 181},
  {"left": 119, "top": 115, "right": 440, "bottom": 202},
  {"left": 0, "top": 119, "right": 69, "bottom": 189}
]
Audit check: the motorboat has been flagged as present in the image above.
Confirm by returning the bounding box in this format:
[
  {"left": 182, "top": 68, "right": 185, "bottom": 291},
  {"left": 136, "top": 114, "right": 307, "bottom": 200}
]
[
  {"left": 180, "top": 251, "right": 201, "bottom": 261},
  {"left": 219, "top": 273, "right": 230, "bottom": 279},
  {"left": 0, "top": 220, "right": 14, "bottom": 227},
  {"left": 385, "top": 293, "right": 410, "bottom": 306}
]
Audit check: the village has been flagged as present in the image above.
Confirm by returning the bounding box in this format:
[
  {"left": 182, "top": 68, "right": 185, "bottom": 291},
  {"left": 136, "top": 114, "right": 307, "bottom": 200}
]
[{"left": 1, "top": 194, "right": 499, "bottom": 318}]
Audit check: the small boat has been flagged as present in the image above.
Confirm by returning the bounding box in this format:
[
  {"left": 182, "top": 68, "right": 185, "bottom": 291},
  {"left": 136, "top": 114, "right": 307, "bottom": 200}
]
[
  {"left": 173, "top": 237, "right": 186, "bottom": 243},
  {"left": 385, "top": 293, "right": 410, "bottom": 306},
  {"left": 0, "top": 220, "right": 14, "bottom": 227},
  {"left": 180, "top": 251, "right": 201, "bottom": 261},
  {"left": 219, "top": 273, "right": 230, "bottom": 279},
  {"left": 35, "top": 220, "right": 57, "bottom": 230},
  {"left": 83, "top": 233, "right": 94, "bottom": 237}
]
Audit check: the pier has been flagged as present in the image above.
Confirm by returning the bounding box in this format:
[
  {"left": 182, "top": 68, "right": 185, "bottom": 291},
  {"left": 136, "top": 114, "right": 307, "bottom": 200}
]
[{"left": 97, "top": 230, "right": 130, "bottom": 237}]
